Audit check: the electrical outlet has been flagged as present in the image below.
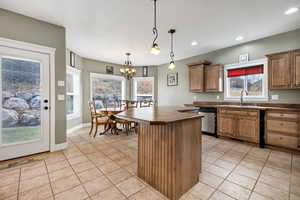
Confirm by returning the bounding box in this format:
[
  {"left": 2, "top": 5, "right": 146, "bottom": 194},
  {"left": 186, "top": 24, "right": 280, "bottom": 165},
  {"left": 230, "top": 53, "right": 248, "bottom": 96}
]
[
  {"left": 57, "top": 94, "right": 65, "bottom": 101},
  {"left": 216, "top": 95, "right": 220, "bottom": 100}
]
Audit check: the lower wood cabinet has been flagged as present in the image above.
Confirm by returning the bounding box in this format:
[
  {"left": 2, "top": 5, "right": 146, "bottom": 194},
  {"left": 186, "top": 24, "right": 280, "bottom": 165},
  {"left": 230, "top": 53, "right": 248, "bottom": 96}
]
[
  {"left": 217, "top": 108, "right": 259, "bottom": 143},
  {"left": 265, "top": 110, "right": 300, "bottom": 150}
]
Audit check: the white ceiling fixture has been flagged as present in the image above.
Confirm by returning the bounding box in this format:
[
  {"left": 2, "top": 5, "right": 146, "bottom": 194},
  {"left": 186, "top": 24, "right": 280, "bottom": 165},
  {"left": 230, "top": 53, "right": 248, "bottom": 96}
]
[
  {"left": 191, "top": 41, "right": 198, "bottom": 46},
  {"left": 235, "top": 36, "right": 244, "bottom": 41},
  {"left": 1, "top": 0, "right": 299, "bottom": 66},
  {"left": 285, "top": 7, "right": 299, "bottom": 15}
]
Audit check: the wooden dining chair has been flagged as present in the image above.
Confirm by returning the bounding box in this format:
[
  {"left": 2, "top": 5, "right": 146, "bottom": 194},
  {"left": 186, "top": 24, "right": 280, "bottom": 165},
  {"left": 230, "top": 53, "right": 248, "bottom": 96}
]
[
  {"left": 140, "top": 100, "right": 152, "bottom": 107},
  {"left": 88, "top": 101, "right": 114, "bottom": 138}
]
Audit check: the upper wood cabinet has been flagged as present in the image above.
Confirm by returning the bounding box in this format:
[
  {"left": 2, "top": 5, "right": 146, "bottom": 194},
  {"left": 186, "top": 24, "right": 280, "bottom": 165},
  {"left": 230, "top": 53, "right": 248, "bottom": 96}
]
[
  {"left": 188, "top": 64, "right": 205, "bottom": 92},
  {"left": 187, "top": 62, "right": 223, "bottom": 93},
  {"left": 205, "top": 64, "right": 223, "bottom": 92},
  {"left": 267, "top": 49, "right": 300, "bottom": 90},
  {"left": 292, "top": 49, "right": 300, "bottom": 89}
]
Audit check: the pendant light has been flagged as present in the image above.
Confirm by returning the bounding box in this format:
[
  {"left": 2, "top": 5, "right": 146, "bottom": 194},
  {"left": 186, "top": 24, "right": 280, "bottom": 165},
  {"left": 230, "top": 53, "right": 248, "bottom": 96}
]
[
  {"left": 150, "top": 0, "right": 160, "bottom": 55},
  {"left": 168, "top": 29, "right": 176, "bottom": 70},
  {"left": 120, "top": 53, "right": 136, "bottom": 80}
]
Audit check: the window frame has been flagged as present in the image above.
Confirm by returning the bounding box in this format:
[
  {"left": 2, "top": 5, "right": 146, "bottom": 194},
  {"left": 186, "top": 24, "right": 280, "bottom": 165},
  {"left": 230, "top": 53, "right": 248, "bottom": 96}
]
[
  {"left": 133, "top": 77, "right": 155, "bottom": 101},
  {"left": 66, "top": 66, "right": 81, "bottom": 120},
  {"left": 224, "top": 58, "right": 268, "bottom": 101},
  {"left": 90, "top": 73, "right": 126, "bottom": 104}
]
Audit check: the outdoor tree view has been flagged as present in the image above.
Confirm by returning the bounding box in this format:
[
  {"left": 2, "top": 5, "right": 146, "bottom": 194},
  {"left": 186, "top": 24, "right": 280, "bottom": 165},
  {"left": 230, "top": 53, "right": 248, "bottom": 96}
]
[
  {"left": 1, "top": 57, "right": 41, "bottom": 144},
  {"left": 136, "top": 79, "right": 153, "bottom": 101},
  {"left": 229, "top": 74, "right": 263, "bottom": 97},
  {"left": 91, "top": 77, "right": 122, "bottom": 109}
]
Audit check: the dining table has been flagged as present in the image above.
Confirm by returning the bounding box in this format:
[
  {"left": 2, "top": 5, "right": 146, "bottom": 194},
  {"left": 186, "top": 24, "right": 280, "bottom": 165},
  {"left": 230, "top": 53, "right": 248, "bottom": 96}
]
[{"left": 97, "top": 107, "right": 125, "bottom": 135}]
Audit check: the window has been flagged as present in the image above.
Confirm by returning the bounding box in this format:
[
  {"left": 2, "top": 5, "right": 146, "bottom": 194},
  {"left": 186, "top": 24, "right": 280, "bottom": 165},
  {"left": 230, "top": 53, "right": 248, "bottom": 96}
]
[
  {"left": 90, "top": 73, "right": 125, "bottom": 109},
  {"left": 224, "top": 59, "right": 268, "bottom": 100},
  {"left": 133, "top": 77, "right": 154, "bottom": 101},
  {"left": 67, "top": 66, "right": 81, "bottom": 119}
]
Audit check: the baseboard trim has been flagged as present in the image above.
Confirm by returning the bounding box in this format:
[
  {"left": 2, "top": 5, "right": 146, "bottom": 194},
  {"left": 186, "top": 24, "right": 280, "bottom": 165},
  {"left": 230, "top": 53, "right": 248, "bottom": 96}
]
[
  {"left": 67, "top": 123, "right": 91, "bottom": 134},
  {"left": 51, "top": 142, "right": 68, "bottom": 152}
]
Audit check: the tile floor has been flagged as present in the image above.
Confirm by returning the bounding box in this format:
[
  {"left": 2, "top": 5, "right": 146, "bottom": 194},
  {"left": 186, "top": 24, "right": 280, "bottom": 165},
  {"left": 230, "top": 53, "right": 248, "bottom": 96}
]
[{"left": 0, "top": 127, "right": 300, "bottom": 200}]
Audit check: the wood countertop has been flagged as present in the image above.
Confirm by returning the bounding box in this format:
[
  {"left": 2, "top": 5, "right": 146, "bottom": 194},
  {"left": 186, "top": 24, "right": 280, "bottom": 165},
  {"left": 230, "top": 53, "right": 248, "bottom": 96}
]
[{"left": 116, "top": 106, "right": 203, "bottom": 125}]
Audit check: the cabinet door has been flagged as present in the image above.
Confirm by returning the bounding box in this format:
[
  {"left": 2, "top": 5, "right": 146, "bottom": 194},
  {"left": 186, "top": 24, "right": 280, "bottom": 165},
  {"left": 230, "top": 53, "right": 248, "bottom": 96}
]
[
  {"left": 237, "top": 117, "right": 259, "bottom": 143},
  {"left": 292, "top": 49, "right": 300, "bottom": 89},
  {"left": 218, "top": 115, "right": 236, "bottom": 137},
  {"left": 268, "top": 52, "right": 291, "bottom": 89},
  {"left": 189, "top": 65, "right": 204, "bottom": 92},
  {"left": 205, "top": 65, "right": 223, "bottom": 92}
]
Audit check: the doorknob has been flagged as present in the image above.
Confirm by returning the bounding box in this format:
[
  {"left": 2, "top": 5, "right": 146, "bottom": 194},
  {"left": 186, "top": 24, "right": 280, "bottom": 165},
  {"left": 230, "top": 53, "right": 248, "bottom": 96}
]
[{"left": 44, "top": 106, "right": 49, "bottom": 110}]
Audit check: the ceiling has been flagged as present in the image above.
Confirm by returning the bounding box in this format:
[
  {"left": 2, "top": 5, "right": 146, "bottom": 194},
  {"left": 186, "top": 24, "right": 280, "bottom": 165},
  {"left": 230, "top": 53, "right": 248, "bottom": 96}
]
[{"left": 0, "top": 0, "right": 299, "bottom": 66}]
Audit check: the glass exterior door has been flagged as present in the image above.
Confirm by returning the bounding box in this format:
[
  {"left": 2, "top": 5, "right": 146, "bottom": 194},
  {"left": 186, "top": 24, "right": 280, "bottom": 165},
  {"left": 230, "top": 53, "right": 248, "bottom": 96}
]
[{"left": 0, "top": 46, "right": 50, "bottom": 161}]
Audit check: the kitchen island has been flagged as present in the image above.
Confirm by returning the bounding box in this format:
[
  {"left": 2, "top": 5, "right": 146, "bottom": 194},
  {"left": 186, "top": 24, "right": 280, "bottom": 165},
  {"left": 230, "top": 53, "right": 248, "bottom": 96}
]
[{"left": 116, "top": 107, "right": 203, "bottom": 200}]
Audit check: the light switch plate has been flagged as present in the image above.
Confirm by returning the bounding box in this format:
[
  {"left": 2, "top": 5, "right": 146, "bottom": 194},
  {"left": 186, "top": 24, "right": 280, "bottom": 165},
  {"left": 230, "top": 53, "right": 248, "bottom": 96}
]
[
  {"left": 57, "top": 81, "right": 65, "bottom": 87},
  {"left": 271, "top": 95, "right": 279, "bottom": 100},
  {"left": 57, "top": 94, "right": 65, "bottom": 101}
]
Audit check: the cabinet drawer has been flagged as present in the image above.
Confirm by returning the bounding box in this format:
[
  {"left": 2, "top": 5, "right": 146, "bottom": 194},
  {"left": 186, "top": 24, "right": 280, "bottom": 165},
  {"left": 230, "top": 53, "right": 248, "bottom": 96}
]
[
  {"left": 239, "top": 110, "right": 258, "bottom": 117},
  {"left": 267, "top": 119, "right": 298, "bottom": 134},
  {"left": 266, "top": 132, "right": 299, "bottom": 150},
  {"left": 267, "top": 112, "right": 298, "bottom": 120},
  {"left": 219, "top": 109, "right": 240, "bottom": 115}
]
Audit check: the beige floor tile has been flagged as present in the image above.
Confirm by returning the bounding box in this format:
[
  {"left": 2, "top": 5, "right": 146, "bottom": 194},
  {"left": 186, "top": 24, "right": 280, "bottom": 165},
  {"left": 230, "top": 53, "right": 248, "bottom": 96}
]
[
  {"left": 51, "top": 175, "right": 80, "bottom": 194},
  {"left": 190, "top": 182, "right": 215, "bottom": 200},
  {"left": 20, "top": 174, "right": 49, "bottom": 193},
  {"left": 106, "top": 168, "right": 132, "bottom": 184},
  {"left": 258, "top": 174, "right": 290, "bottom": 192},
  {"left": 91, "top": 186, "right": 126, "bottom": 200},
  {"left": 227, "top": 173, "right": 256, "bottom": 190},
  {"left": 45, "top": 152, "right": 66, "bottom": 165},
  {"left": 98, "top": 162, "right": 121, "bottom": 174},
  {"left": 72, "top": 161, "right": 95, "bottom": 173},
  {"left": 0, "top": 183, "right": 18, "bottom": 199},
  {"left": 68, "top": 155, "right": 89, "bottom": 165},
  {"left": 213, "top": 159, "right": 236, "bottom": 171},
  {"left": 218, "top": 181, "right": 251, "bottom": 200},
  {"left": 0, "top": 168, "right": 20, "bottom": 188},
  {"left": 92, "top": 157, "right": 112, "bottom": 166},
  {"left": 125, "top": 163, "right": 138, "bottom": 175},
  {"left": 49, "top": 166, "right": 75, "bottom": 182},
  {"left": 233, "top": 165, "right": 260, "bottom": 180},
  {"left": 115, "top": 157, "right": 134, "bottom": 167},
  {"left": 199, "top": 171, "right": 224, "bottom": 188},
  {"left": 21, "top": 165, "right": 47, "bottom": 180},
  {"left": 205, "top": 165, "right": 232, "bottom": 179},
  {"left": 116, "top": 177, "right": 145, "bottom": 197},
  {"left": 55, "top": 185, "right": 88, "bottom": 200},
  {"left": 19, "top": 184, "right": 52, "bottom": 200},
  {"left": 129, "top": 187, "right": 166, "bottom": 200},
  {"left": 107, "top": 152, "right": 126, "bottom": 161},
  {"left": 209, "top": 191, "right": 235, "bottom": 200},
  {"left": 249, "top": 192, "right": 272, "bottom": 200},
  {"left": 46, "top": 159, "right": 70, "bottom": 173},
  {"left": 77, "top": 168, "right": 104, "bottom": 183},
  {"left": 261, "top": 167, "right": 290, "bottom": 181},
  {"left": 83, "top": 176, "right": 112, "bottom": 196},
  {"left": 254, "top": 182, "right": 289, "bottom": 200},
  {"left": 290, "top": 193, "right": 300, "bottom": 200}
]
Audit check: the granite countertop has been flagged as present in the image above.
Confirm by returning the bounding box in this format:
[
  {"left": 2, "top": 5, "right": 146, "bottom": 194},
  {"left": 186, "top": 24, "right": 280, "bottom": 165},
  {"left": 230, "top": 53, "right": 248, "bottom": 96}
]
[
  {"left": 116, "top": 106, "right": 203, "bottom": 125},
  {"left": 185, "top": 101, "right": 300, "bottom": 112}
]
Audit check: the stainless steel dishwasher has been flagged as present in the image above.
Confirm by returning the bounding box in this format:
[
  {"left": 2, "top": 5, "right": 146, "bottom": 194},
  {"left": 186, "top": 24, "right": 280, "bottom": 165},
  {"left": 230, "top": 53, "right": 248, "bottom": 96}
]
[{"left": 198, "top": 107, "right": 217, "bottom": 136}]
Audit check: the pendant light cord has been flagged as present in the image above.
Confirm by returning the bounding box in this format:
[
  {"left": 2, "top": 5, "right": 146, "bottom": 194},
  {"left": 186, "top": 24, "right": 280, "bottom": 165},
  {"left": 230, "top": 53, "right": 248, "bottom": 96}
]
[
  {"left": 170, "top": 30, "right": 175, "bottom": 61},
  {"left": 152, "top": 0, "right": 158, "bottom": 45}
]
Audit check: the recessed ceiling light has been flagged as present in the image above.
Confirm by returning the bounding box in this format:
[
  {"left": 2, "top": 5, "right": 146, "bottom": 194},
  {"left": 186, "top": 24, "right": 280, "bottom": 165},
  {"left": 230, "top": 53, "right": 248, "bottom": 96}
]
[
  {"left": 285, "top": 7, "right": 299, "bottom": 15},
  {"left": 191, "top": 41, "right": 198, "bottom": 46},
  {"left": 235, "top": 36, "right": 244, "bottom": 41}
]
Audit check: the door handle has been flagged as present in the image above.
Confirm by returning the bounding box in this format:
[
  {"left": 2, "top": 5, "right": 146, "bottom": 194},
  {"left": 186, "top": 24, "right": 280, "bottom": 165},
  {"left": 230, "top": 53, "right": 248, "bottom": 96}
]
[{"left": 44, "top": 106, "right": 49, "bottom": 110}]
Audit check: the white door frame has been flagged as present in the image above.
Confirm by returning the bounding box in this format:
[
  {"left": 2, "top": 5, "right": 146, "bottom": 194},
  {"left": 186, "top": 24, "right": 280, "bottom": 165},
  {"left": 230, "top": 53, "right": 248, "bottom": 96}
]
[{"left": 0, "top": 37, "right": 57, "bottom": 152}]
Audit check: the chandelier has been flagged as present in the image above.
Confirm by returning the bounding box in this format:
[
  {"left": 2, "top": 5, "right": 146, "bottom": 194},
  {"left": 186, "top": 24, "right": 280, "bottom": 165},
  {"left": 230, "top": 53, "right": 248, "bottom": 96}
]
[{"left": 120, "top": 53, "right": 136, "bottom": 80}]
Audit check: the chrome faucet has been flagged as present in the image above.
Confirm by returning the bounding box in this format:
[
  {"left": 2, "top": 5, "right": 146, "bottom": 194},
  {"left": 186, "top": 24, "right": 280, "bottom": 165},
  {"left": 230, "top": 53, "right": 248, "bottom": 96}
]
[{"left": 240, "top": 89, "right": 248, "bottom": 105}]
